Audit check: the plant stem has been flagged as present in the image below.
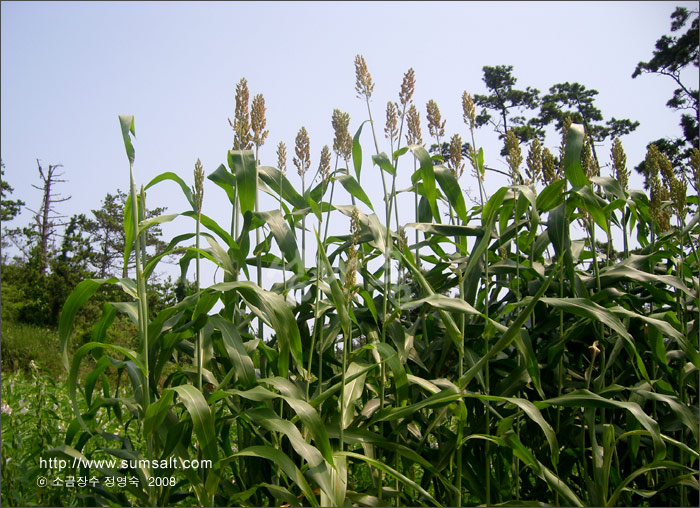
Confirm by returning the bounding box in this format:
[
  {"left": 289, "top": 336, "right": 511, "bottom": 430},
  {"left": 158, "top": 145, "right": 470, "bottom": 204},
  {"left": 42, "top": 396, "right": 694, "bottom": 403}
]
[
  {"left": 129, "top": 172, "right": 153, "bottom": 503},
  {"left": 364, "top": 95, "right": 389, "bottom": 503},
  {"left": 255, "top": 147, "right": 263, "bottom": 341},
  {"left": 196, "top": 203, "right": 202, "bottom": 391}
]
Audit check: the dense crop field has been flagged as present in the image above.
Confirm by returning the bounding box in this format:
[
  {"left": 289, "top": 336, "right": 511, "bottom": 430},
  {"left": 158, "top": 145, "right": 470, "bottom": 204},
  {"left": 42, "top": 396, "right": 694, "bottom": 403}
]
[{"left": 2, "top": 57, "right": 699, "bottom": 507}]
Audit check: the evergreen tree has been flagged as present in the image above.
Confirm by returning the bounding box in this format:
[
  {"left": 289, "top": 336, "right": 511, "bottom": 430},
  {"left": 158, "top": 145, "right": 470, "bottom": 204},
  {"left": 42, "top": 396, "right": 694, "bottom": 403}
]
[
  {"left": 474, "top": 65, "right": 542, "bottom": 147},
  {"left": 633, "top": 6, "right": 699, "bottom": 150}
]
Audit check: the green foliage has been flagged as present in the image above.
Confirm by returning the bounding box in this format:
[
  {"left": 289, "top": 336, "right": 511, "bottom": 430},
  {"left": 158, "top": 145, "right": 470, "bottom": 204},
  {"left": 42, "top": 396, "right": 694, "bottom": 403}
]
[
  {"left": 633, "top": 6, "right": 699, "bottom": 151},
  {"left": 538, "top": 81, "right": 639, "bottom": 143},
  {"left": 0, "top": 160, "right": 24, "bottom": 223},
  {"left": 4, "top": 59, "right": 700, "bottom": 508},
  {"left": 474, "top": 65, "right": 543, "bottom": 146}
]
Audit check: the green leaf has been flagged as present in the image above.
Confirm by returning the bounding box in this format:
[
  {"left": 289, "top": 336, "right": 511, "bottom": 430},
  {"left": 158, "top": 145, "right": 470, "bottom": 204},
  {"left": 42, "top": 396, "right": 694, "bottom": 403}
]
[
  {"left": 143, "top": 389, "right": 175, "bottom": 438},
  {"left": 123, "top": 191, "right": 135, "bottom": 274},
  {"left": 208, "top": 163, "right": 237, "bottom": 203},
  {"left": 258, "top": 165, "right": 306, "bottom": 209},
  {"left": 629, "top": 388, "right": 699, "bottom": 442},
  {"left": 138, "top": 213, "right": 179, "bottom": 236},
  {"left": 563, "top": 123, "right": 587, "bottom": 188},
  {"left": 340, "top": 451, "right": 440, "bottom": 506},
  {"left": 536, "top": 179, "right": 566, "bottom": 211},
  {"left": 501, "top": 433, "right": 583, "bottom": 506},
  {"left": 253, "top": 209, "right": 304, "bottom": 275},
  {"left": 246, "top": 408, "right": 336, "bottom": 502},
  {"left": 352, "top": 121, "right": 369, "bottom": 181},
  {"left": 232, "top": 446, "right": 318, "bottom": 507},
  {"left": 336, "top": 173, "right": 374, "bottom": 211},
  {"left": 606, "top": 460, "right": 694, "bottom": 506},
  {"left": 464, "top": 393, "right": 559, "bottom": 468},
  {"left": 172, "top": 385, "right": 219, "bottom": 463},
  {"left": 375, "top": 343, "right": 408, "bottom": 407},
  {"left": 537, "top": 389, "right": 665, "bottom": 461},
  {"left": 405, "top": 222, "right": 482, "bottom": 237},
  {"left": 203, "top": 234, "right": 237, "bottom": 276},
  {"left": 539, "top": 297, "right": 650, "bottom": 382},
  {"left": 118, "top": 115, "right": 135, "bottom": 166},
  {"left": 434, "top": 165, "right": 467, "bottom": 222},
  {"left": 315, "top": 229, "right": 351, "bottom": 339},
  {"left": 208, "top": 281, "right": 303, "bottom": 377},
  {"left": 572, "top": 185, "right": 609, "bottom": 234},
  {"left": 372, "top": 152, "right": 396, "bottom": 176},
  {"left": 461, "top": 261, "right": 555, "bottom": 390},
  {"left": 145, "top": 171, "right": 195, "bottom": 209},
  {"left": 210, "top": 315, "right": 256, "bottom": 388},
  {"left": 69, "top": 342, "right": 144, "bottom": 431},
  {"left": 395, "top": 246, "right": 465, "bottom": 356},
  {"left": 340, "top": 362, "right": 369, "bottom": 428},
  {"left": 482, "top": 186, "right": 508, "bottom": 227},
  {"left": 59, "top": 277, "right": 120, "bottom": 371},
  {"left": 409, "top": 144, "right": 439, "bottom": 223},
  {"left": 371, "top": 385, "right": 461, "bottom": 424},
  {"left": 228, "top": 149, "right": 257, "bottom": 216},
  {"left": 402, "top": 293, "right": 479, "bottom": 316}
]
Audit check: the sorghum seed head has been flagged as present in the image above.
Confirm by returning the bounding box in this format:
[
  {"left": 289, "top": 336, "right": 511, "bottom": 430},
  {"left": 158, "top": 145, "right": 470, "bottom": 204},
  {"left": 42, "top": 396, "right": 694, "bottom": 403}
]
[
  {"left": 194, "top": 158, "right": 204, "bottom": 214},
  {"left": 558, "top": 116, "right": 572, "bottom": 176},
  {"left": 671, "top": 176, "right": 687, "bottom": 220},
  {"left": 582, "top": 134, "right": 598, "bottom": 179},
  {"left": 319, "top": 145, "right": 331, "bottom": 186},
  {"left": 332, "top": 109, "right": 351, "bottom": 157},
  {"left": 611, "top": 138, "right": 628, "bottom": 191},
  {"left": 251, "top": 93, "right": 269, "bottom": 149},
  {"left": 426, "top": 100, "right": 445, "bottom": 141},
  {"left": 462, "top": 91, "right": 476, "bottom": 131},
  {"left": 293, "top": 126, "right": 311, "bottom": 178},
  {"left": 232, "top": 78, "right": 251, "bottom": 150},
  {"left": 525, "top": 138, "right": 542, "bottom": 186},
  {"left": 542, "top": 147, "right": 557, "bottom": 185},
  {"left": 689, "top": 147, "right": 699, "bottom": 191},
  {"left": 406, "top": 104, "right": 422, "bottom": 146},
  {"left": 399, "top": 68, "right": 415, "bottom": 106},
  {"left": 449, "top": 133, "right": 463, "bottom": 177},
  {"left": 342, "top": 133, "right": 353, "bottom": 164},
  {"left": 658, "top": 150, "right": 675, "bottom": 189},
  {"left": 354, "top": 54, "right": 375, "bottom": 100},
  {"left": 350, "top": 207, "right": 361, "bottom": 244},
  {"left": 646, "top": 144, "right": 668, "bottom": 231},
  {"left": 385, "top": 101, "right": 398, "bottom": 143},
  {"left": 277, "top": 141, "right": 287, "bottom": 175},
  {"left": 505, "top": 130, "right": 523, "bottom": 185}
]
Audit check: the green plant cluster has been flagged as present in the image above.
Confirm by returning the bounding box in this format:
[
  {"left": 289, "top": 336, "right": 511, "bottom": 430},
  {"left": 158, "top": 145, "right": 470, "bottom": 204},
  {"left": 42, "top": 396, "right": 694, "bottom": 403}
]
[{"left": 9, "top": 57, "right": 698, "bottom": 507}]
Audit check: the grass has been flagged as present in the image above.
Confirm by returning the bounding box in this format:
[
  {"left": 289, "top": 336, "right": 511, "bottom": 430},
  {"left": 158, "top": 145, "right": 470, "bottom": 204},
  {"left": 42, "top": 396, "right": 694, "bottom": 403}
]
[{"left": 1, "top": 321, "right": 63, "bottom": 375}]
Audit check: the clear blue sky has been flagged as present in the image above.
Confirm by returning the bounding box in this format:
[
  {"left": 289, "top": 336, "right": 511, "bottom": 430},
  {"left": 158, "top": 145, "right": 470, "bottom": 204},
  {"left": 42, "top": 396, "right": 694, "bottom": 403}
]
[{"left": 2, "top": 1, "right": 697, "bottom": 282}]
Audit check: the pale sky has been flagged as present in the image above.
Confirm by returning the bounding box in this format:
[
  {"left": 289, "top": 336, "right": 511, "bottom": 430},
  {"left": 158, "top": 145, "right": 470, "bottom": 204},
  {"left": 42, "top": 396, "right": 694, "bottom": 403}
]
[{"left": 2, "top": 1, "right": 697, "bottom": 284}]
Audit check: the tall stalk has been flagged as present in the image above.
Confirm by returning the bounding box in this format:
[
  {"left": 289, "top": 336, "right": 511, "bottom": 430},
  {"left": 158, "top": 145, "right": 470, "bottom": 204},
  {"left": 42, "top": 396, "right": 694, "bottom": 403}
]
[
  {"left": 193, "top": 159, "right": 205, "bottom": 391},
  {"left": 307, "top": 146, "right": 332, "bottom": 401},
  {"left": 294, "top": 127, "right": 311, "bottom": 269},
  {"left": 277, "top": 141, "right": 289, "bottom": 292},
  {"left": 354, "top": 54, "right": 389, "bottom": 501},
  {"left": 474, "top": 148, "right": 491, "bottom": 505},
  {"left": 120, "top": 115, "right": 154, "bottom": 501},
  {"left": 406, "top": 103, "right": 423, "bottom": 264}
]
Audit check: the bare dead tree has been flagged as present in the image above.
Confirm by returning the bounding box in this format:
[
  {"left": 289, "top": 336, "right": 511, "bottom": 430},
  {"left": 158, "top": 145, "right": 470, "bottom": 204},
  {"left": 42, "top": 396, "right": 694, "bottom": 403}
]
[{"left": 25, "top": 160, "right": 71, "bottom": 274}]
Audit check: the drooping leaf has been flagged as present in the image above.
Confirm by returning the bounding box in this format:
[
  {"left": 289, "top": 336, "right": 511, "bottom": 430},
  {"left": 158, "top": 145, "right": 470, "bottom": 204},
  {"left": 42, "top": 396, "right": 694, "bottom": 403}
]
[
  {"left": 228, "top": 149, "right": 257, "bottom": 216},
  {"left": 336, "top": 173, "right": 374, "bottom": 211},
  {"left": 563, "top": 123, "right": 587, "bottom": 188}
]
